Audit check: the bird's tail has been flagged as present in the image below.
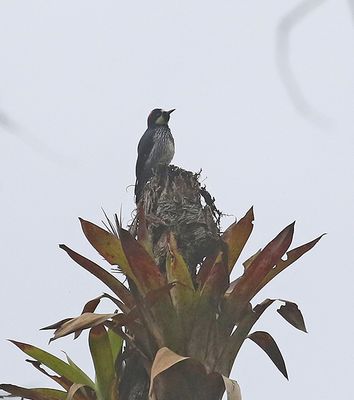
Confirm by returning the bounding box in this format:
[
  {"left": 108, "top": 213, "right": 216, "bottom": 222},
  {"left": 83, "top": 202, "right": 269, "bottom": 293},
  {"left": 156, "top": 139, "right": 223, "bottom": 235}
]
[{"left": 134, "top": 177, "right": 146, "bottom": 203}]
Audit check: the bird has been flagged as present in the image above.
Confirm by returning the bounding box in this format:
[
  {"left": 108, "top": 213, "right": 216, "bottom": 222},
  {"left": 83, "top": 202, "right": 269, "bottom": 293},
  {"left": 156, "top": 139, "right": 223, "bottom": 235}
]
[{"left": 135, "top": 108, "right": 175, "bottom": 202}]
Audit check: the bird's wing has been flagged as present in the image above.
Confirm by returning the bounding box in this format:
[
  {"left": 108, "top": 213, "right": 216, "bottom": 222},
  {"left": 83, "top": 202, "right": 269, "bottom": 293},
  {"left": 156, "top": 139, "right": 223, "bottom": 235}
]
[{"left": 135, "top": 128, "right": 154, "bottom": 179}]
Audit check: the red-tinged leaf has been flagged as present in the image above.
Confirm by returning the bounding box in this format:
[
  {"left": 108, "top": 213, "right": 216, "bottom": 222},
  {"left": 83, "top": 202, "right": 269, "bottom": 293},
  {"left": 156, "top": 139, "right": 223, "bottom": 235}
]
[
  {"left": 228, "top": 223, "right": 295, "bottom": 317},
  {"left": 196, "top": 249, "right": 220, "bottom": 288},
  {"left": 101, "top": 292, "right": 129, "bottom": 313},
  {"left": 189, "top": 261, "right": 229, "bottom": 363},
  {"left": 217, "top": 299, "right": 275, "bottom": 375},
  {"left": 59, "top": 245, "right": 134, "bottom": 308},
  {"left": 243, "top": 249, "right": 261, "bottom": 270},
  {"left": 136, "top": 204, "right": 153, "bottom": 257},
  {"left": 197, "top": 207, "right": 254, "bottom": 287},
  {"left": 89, "top": 326, "right": 116, "bottom": 400},
  {"left": 48, "top": 313, "right": 117, "bottom": 342},
  {"left": 145, "top": 283, "right": 176, "bottom": 306},
  {"left": 25, "top": 360, "right": 73, "bottom": 392},
  {"left": 258, "top": 234, "right": 324, "bottom": 291},
  {"left": 81, "top": 296, "right": 102, "bottom": 314},
  {"left": 224, "top": 278, "right": 240, "bottom": 297},
  {"left": 222, "top": 207, "right": 254, "bottom": 272},
  {"left": 277, "top": 301, "right": 307, "bottom": 333},
  {"left": 248, "top": 331, "right": 288, "bottom": 379},
  {"left": 201, "top": 262, "right": 229, "bottom": 305},
  {"left": 79, "top": 218, "right": 132, "bottom": 276},
  {"left": 118, "top": 228, "right": 165, "bottom": 293},
  {"left": 74, "top": 295, "right": 108, "bottom": 339},
  {"left": 0, "top": 385, "right": 67, "bottom": 400},
  {"left": 8, "top": 341, "right": 94, "bottom": 388}
]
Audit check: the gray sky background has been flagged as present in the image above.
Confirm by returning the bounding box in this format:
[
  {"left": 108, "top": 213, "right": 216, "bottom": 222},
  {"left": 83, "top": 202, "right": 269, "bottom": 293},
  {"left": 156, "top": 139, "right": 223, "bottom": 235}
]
[{"left": 0, "top": 1, "right": 353, "bottom": 399}]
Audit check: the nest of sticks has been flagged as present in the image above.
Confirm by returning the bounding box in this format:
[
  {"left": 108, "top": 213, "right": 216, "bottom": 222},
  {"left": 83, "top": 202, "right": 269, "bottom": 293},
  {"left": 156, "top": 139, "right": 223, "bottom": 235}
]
[{"left": 132, "top": 165, "right": 222, "bottom": 275}]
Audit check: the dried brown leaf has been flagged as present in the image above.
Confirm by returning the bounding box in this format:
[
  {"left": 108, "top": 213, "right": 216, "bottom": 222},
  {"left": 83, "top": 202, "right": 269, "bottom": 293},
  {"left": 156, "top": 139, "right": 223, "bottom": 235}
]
[
  {"left": 149, "top": 347, "right": 189, "bottom": 398},
  {"left": 222, "top": 376, "right": 242, "bottom": 400},
  {"left": 49, "top": 313, "right": 116, "bottom": 342}
]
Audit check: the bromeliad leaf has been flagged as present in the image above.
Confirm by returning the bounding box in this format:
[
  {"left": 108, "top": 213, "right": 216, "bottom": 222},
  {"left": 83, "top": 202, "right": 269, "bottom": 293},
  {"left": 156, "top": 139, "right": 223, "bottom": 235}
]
[
  {"left": 66, "top": 384, "right": 88, "bottom": 400},
  {"left": 107, "top": 329, "right": 123, "bottom": 364},
  {"left": 89, "top": 325, "right": 116, "bottom": 400},
  {"left": 217, "top": 299, "right": 276, "bottom": 375},
  {"left": 248, "top": 331, "right": 288, "bottom": 379},
  {"left": 197, "top": 207, "right": 254, "bottom": 287},
  {"left": 118, "top": 227, "right": 165, "bottom": 294},
  {"left": 166, "top": 234, "right": 195, "bottom": 331},
  {"left": 79, "top": 218, "right": 131, "bottom": 276},
  {"left": 45, "top": 313, "right": 117, "bottom": 342},
  {"left": 0, "top": 385, "right": 67, "bottom": 400},
  {"left": 222, "top": 207, "right": 254, "bottom": 272},
  {"left": 149, "top": 347, "right": 191, "bottom": 399},
  {"left": 136, "top": 204, "right": 154, "bottom": 257},
  {"left": 221, "top": 376, "right": 242, "bottom": 400},
  {"left": 25, "top": 360, "right": 73, "bottom": 391},
  {"left": 227, "top": 222, "right": 295, "bottom": 318},
  {"left": 277, "top": 301, "right": 307, "bottom": 333},
  {"left": 258, "top": 234, "right": 324, "bottom": 291},
  {"left": 59, "top": 245, "right": 134, "bottom": 308},
  {"left": 9, "top": 341, "right": 95, "bottom": 389}
]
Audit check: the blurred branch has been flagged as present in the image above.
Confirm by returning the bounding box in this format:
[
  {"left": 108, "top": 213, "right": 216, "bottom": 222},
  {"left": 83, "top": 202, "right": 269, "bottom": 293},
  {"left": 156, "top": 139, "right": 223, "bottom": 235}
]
[
  {"left": 0, "top": 108, "right": 76, "bottom": 166},
  {"left": 348, "top": 0, "right": 354, "bottom": 21},
  {"left": 276, "top": 0, "right": 332, "bottom": 127}
]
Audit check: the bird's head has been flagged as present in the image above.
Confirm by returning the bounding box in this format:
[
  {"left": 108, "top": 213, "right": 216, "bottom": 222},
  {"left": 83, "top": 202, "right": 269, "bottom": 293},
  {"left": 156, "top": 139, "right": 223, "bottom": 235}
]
[{"left": 147, "top": 108, "right": 175, "bottom": 128}]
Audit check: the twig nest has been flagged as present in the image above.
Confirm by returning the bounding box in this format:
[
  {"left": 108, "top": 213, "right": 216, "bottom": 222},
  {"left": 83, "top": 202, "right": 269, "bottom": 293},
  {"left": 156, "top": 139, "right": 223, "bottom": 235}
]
[{"left": 139, "top": 165, "right": 221, "bottom": 274}]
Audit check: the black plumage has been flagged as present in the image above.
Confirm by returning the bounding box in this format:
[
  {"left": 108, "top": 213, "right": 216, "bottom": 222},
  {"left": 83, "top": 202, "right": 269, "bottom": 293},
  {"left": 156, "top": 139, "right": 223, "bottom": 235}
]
[{"left": 135, "top": 108, "right": 175, "bottom": 202}]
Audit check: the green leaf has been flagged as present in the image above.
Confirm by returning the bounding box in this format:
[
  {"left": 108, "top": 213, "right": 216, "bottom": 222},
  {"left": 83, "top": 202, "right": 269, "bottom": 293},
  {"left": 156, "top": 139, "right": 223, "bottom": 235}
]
[
  {"left": 248, "top": 331, "right": 288, "bottom": 379},
  {"left": 0, "top": 385, "right": 67, "bottom": 400},
  {"left": 107, "top": 329, "right": 123, "bottom": 364},
  {"left": 197, "top": 207, "right": 254, "bottom": 287},
  {"left": 59, "top": 244, "right": 134, "bottom": 308},
  {"left": 9, "top": 341, "right": 95, "bottom": 389},
  {"left": 79, "top": 218, "right": 133, "bottom": 278},
  {"left": 166, "top": 234, "right": 196, "bottom": 332},
  {"left": 64, "top": 353, "right": 93, "bottom": 388},
  {"left": 89, "top": 326, "right": 116, "bottom": 400}
]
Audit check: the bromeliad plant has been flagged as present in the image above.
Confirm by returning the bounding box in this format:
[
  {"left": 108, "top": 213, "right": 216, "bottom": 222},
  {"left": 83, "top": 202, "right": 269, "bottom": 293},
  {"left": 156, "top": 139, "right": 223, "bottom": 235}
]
[{"left": 1, "top": 205, "right": 322, "bottom": 400}]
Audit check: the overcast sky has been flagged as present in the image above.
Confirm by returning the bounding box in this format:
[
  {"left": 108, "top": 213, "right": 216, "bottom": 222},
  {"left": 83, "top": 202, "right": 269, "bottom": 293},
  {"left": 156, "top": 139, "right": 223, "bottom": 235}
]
[{"left": 0, "top": 1, "right": 353, "bottom": 399}]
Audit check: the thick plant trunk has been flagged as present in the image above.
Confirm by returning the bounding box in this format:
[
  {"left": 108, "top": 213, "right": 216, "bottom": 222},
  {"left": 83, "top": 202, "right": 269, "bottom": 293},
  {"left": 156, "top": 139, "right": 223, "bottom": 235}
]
[{"left": 121, "top": 166, "right": 222, "bottom": 400}]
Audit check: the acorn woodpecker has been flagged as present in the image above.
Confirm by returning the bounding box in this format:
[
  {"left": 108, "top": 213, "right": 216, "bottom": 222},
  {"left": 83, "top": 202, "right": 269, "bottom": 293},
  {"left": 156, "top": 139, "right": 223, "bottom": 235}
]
[{"left": 135, "top": 108, "right": 175, "bottom": 202}]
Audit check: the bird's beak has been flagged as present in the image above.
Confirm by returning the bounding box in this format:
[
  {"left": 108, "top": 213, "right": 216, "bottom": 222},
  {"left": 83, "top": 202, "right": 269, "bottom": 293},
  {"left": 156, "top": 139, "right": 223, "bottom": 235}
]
[{"left": 167, "top": 109, "right": 175, "bottom": 115}]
